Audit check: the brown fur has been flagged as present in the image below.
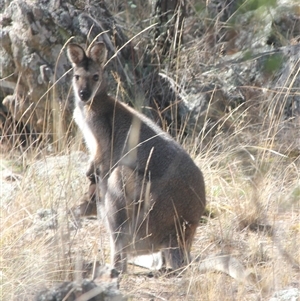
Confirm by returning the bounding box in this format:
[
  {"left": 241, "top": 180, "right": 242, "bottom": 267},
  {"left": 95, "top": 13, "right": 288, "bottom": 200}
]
[
  {"left": 67, "top": 42, "right": 206, "bottom": 272},
  {"left": 70, "top": 183, "right": 98, "bottom": 218}
]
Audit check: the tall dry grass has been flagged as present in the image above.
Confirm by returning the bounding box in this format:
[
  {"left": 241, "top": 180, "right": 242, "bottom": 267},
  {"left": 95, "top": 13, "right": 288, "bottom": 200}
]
[
  {"left": 1, "top": 80, "right": 299, "bottom": 300},
  {"left": 1, "top": 1, "right": 299, "bottom": 300}
]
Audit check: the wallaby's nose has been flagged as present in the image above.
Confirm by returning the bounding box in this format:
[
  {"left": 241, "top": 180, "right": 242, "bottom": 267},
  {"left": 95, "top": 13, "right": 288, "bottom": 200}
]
[{"left": 79, "top": 89, "right": 91, "bottom": 102}]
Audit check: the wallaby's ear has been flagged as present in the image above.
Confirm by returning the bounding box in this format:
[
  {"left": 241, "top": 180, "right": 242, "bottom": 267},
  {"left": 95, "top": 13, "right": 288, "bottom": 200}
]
[
  {"left": 67, "top": 43, "right": 86, "bottom": 65},
  {"left": 87, "top": 42, "right": 108, "bottom": 68}
]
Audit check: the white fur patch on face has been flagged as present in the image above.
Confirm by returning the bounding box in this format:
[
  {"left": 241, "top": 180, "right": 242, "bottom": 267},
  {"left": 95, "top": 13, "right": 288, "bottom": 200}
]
[{"left": 73, "top": 105, "right": 98, "bottom": 158}]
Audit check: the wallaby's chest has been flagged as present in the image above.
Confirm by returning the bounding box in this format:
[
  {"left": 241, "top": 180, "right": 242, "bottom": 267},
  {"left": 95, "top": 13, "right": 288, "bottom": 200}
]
[{"left": 73, "top": 106, "right": 98, "bottom": 158}]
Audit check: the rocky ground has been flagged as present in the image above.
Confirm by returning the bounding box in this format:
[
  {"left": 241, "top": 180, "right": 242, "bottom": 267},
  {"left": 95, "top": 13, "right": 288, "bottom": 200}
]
[
  {"left": 1, "top": 0, "right": 299, "bottom": 300},
  {"left": 1, "top": 142, "right": 299, "bottom": 300}
]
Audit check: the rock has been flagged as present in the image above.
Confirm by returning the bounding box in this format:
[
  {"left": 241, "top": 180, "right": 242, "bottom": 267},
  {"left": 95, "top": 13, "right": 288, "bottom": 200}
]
[
  {"left": 0, "top": 160, "right": 23, "bottom": 207},
  {"left": 0, "top": 151, "right": 89, "bottom": 214},
  {"left": 35, "top": 265, "right": 126, "bottom": 301},
  {"left": 269, "top": 288, "right": 299, "bottom": 301},
  {"left": 182, "top": 0, "right": 300, "bottom": 138},
  {"left": 32, "top": 208, "right": 58, "bottom": 233},
  {"left": 0, "top": 0, "right": 299, "bottom": 144},
  {"left": 0, "top": 0, "right": 132, "bottom": 142},
  {"left": 23, "top": 151, "right": 89, "bottom": 204}
]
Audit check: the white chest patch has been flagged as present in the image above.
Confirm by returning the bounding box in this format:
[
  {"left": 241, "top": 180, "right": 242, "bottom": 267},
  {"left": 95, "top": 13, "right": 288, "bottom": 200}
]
[{"left": 73, "top": 106, "right": 98, "bottom": 159}]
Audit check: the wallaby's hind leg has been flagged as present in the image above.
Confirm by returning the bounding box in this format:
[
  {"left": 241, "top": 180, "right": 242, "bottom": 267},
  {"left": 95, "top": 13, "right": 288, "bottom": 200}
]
[
  {"left": 109, "top": 229, "right": 128, "bottom": 273},
  {"left": 162, "top": 247, "right": 184, "bottom": 271},
  {"left": 105, "top": 168, "right": 128, "bottom": 272},
  {"left": 162, "top": 222, "right": 198, "bottom": 271},
  {"left": 105, "top": 166, "right": 146, "bottom": 272}
]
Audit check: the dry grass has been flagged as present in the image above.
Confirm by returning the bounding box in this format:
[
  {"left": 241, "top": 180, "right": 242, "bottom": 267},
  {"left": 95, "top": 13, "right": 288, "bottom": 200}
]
[
  {"left": 1, "top": 1, "right": 300, "bottom": 300},
  {"left": 1, "top": 97, "right": 299, "bottom": 300}
]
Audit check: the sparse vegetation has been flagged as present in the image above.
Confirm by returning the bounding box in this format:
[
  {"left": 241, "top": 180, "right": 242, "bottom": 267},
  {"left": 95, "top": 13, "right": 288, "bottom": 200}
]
[{"left": 1, "top": 0, "right": 299, "bottom": 300}]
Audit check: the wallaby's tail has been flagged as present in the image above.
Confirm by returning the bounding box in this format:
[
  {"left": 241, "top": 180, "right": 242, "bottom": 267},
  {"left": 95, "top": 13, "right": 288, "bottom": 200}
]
[{"left": 197, "top": 254, "right": 257, "bottom": 284}]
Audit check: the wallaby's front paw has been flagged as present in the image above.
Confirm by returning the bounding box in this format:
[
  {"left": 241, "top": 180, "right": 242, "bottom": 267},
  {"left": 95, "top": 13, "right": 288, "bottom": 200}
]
[
  {"left": 69, "top": 184, "right": 98, "bottom": 220},
  {"left": 86, "top": 163, "right": 101, "bottom": 184},
  {"left": 86, "top": 166, "right": 95, "bottom": 182}
]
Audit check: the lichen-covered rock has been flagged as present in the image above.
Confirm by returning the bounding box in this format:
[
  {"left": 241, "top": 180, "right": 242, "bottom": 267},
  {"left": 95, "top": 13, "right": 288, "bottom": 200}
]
[
  {"left": 0, "top": 0, "right": 72, "bottom": 136},
  {"left": 35, "top": 265, "right": 126, "bottom": 301},
  {"left": 269, "top": 287, "right": 300, "bottom": 301},
  {"left": 0, "top": 0, "right": 299, "bottom": 145},
  {"left": 181, "top": 1, "right": 300, "bottom": 139},
  {"left": 0, "top": 0, "right": 130, "bottom": 140}
]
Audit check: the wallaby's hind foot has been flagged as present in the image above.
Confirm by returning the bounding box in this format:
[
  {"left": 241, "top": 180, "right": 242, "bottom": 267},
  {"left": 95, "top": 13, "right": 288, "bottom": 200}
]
[
  {"left": 162, "top": 221, "right": 197, "bottom": 271},
  {"left": 110, "top": 238, "right": 129, "bottom": 274},
  {"left": 162, "top": 248, "right": 186, "bottom": 271}
]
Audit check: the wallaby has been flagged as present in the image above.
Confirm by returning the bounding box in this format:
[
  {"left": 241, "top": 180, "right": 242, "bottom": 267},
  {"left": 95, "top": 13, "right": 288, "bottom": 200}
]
[
  {"left": 67, "top": 41, "right": 206, "bottom": 273},
  {"left": 69, "top": 183, "right": 98, "bottom": 219}
]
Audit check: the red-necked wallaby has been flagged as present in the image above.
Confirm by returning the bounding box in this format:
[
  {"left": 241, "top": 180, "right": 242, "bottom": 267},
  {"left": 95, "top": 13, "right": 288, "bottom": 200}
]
[{"left": 67, "top": 42, "right": 206, "bottom": 273}]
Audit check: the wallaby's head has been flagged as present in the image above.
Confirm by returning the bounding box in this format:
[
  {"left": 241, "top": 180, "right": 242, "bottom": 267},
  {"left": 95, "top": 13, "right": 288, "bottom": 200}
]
[{"left": 67, "top": 42, "right": 108, "bottom": 103}]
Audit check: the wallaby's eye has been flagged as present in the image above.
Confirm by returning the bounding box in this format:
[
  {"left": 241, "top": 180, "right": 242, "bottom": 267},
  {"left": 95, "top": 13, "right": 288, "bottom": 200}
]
[
  {"left": 93, "top": 74, "right": 99, "bottom": 81},
  {"left": 74, "top": 75, "right": 80, "bottom": 81}
]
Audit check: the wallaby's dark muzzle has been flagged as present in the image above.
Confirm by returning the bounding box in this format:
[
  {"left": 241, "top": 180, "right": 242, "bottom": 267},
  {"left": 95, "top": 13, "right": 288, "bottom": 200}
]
[{"left": 79, "top": 89, "right": 91, "bottom": 101}]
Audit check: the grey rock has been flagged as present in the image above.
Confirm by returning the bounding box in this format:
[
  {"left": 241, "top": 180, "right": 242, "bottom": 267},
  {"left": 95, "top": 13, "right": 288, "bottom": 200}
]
[
  {"left": 0, "top": 0, "right": 130, "bottom": 140},
  {"left": 0, "top": 0, "right": 299, "bottom": 142},
  {"left": 33, "top": 208, "right": 58, "bottom": 232},
  {"left": 35, "top": 265, "right": 126, "bottom": 301},
  {"left": 269, "top": 288, "right": 299, "bottom": 301}
]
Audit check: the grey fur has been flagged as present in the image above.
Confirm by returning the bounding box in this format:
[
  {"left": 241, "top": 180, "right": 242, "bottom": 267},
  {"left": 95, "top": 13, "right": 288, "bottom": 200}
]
[{"left": 67, "top": 42, "right": 206, "bottom": 272}]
